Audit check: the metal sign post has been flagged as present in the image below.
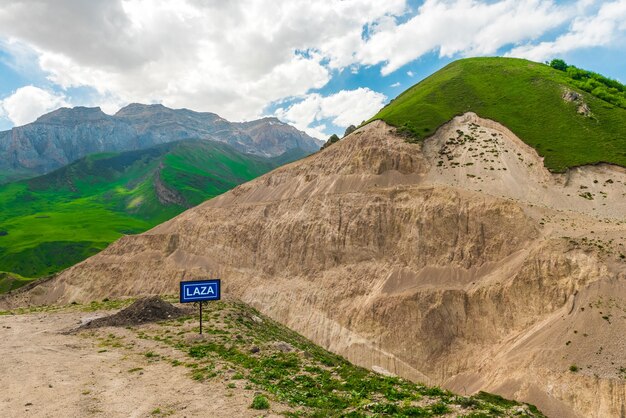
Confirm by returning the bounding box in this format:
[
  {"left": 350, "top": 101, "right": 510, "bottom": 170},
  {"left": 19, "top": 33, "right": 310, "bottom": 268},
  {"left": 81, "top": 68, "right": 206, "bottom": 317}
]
[{"left": 179, "top": 279, "right": 221, "bottom": 335}]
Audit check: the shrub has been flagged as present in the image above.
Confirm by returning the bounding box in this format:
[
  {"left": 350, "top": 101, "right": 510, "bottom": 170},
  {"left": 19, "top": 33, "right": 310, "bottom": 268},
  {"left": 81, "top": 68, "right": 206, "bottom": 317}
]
[
  {"left": 344, "top": 125, "right": 357, "bottom": 137},
  {"left": 320, "top": 134, "right": 341, "bottom": 150},
  {"left": 550, "top": 59, "right": 568, "bottom": 72},
  {"left": 251, "top": 394, "right": 270, "bottom": 410},
  {"left": 569, "top": 364, "right": 579, "bottom": 372},
  {"left": 430, "top": 402, "right": 451, "bottom": 414}
]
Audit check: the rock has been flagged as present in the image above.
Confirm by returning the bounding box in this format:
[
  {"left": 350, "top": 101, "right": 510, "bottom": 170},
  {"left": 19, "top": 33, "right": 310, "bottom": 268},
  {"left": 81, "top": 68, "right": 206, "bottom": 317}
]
[
  {"left": 250, "top": 346, "right": 260, "bottom": 354},
  {"left": 563, "top": 90, "right": 582, "bottom": 102},
  {"left": 372, "top": 366, "right": 395, "bottom": 377},
  {"left": 563, "top": 90, "right": 592, "bottom": 117},
  {"left": 578, "top": 103, "right": 591, "bottom": 116},
  {"left": 273, "top": 342, "right": 294, "bottom": 352}
]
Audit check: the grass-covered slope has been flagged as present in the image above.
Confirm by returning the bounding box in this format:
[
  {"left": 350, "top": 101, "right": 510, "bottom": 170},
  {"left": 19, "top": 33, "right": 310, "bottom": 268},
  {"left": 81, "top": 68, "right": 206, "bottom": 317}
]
[
  {"left": 1, "top": 297, "right": 546, "bottom": 417},
  {"left": 0, "top": 140, "right": 282, "bottom": 282},
  {"left": 372, "top": 57, "right": 626, "bottom": 172},
  {"left": 0, "top": 271, "right": 36, "bottom": 293}
]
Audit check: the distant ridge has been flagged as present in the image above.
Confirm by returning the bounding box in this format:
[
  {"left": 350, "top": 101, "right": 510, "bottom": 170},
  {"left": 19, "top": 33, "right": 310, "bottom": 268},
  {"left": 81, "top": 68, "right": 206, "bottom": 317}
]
[{"left": 0, "top": 103, "right": 322, "bottom": 183}]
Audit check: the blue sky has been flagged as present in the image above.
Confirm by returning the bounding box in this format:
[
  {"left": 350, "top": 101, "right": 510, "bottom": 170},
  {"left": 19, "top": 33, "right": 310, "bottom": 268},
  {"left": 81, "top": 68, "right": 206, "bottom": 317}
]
[{"left": 1, "top": 0, "right": 625, "bottom": 137}]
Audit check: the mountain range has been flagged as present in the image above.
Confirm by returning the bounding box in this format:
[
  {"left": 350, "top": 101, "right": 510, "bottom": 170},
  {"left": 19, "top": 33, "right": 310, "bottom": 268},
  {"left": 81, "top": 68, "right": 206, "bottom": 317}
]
[
  {"left": 0, "top": 105, "right": 319, "bottom": 283},
  {"left": 0, "top": 103, "right": 322, "bottom": 183}
]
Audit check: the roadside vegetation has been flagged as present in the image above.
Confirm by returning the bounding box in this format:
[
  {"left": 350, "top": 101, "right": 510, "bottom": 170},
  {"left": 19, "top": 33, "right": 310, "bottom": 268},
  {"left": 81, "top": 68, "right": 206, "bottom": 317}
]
[
  {"left": 70, "top": 298, "right": 547, "bottom": 417},
  {"left": 372, "top": 57, "right": 626, "bottom": 172}
]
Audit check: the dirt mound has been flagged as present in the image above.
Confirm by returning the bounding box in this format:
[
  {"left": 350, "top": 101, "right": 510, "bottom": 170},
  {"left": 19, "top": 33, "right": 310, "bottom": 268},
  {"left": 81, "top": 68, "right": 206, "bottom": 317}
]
[{"left": 80, "top": 297, "right": 187, "bottom": 329}]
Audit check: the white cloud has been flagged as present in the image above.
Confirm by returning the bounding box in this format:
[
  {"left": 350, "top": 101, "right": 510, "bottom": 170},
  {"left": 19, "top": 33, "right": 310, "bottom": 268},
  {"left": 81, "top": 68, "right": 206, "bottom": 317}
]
[
  {"left": 0, "top": 0, "right": 622, "bottom": 131},
  {"left": 0, "top": 86, "right": 69, "bottom": 126},
  {"left": 507, "top": 0, "right": 626, "bottom": 61},
  {"left": 356, "top": 0, "right": 573, "bottom": 75},
  {"left": 390, "top": 82, "right": 401, "bottom": 87},
  {"left": 0, "top": 0, "right": 405, "bottom": 123},
  {"left": 274, "top": 88, "right": 386, "bottom": 138},
  {"left": 304, "top": 124, "right": 329, "bottom": 140}
]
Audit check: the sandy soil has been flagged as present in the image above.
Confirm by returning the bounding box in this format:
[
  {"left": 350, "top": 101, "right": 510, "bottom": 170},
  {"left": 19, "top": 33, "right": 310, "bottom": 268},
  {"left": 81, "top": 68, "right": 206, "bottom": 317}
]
[{"left": 0, "top": 310, "right": 278, "bottom": 418}]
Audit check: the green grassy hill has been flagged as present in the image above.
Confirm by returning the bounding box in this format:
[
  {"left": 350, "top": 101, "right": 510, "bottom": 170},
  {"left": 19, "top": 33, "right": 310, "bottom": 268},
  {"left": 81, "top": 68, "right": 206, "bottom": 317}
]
[
  {"left": 372, "top": 57, "right": 626, "bottom": 172},
  {"left": 0, "top": 271, "right": 35, "bottom": 293},
  {"left": 0, "top": 140, "right": 284, "bottom": 284}
]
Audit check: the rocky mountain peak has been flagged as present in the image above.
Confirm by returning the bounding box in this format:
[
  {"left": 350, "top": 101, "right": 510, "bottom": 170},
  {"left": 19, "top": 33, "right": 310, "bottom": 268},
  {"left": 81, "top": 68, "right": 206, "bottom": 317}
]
[
  {"left": 115, "top": 103, "right": 220, "bottom": 121},
  {"left": 34, "top": 106, "right": 109, "bottom": 124},
  {"left": 245, "top": 116, "right": 284, "bottom": 125},
  {"left": 114, "top": 103, "right": 167, "bottom": 117},
  {"left": 0, "top": 104, "right": 321, "bottom": 182}
]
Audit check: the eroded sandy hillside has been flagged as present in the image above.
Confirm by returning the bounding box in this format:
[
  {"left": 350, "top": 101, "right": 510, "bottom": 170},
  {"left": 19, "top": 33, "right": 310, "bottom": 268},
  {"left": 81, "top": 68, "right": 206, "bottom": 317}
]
[{"left": 4, "top": 115, "right": 626, "bottom": 417}]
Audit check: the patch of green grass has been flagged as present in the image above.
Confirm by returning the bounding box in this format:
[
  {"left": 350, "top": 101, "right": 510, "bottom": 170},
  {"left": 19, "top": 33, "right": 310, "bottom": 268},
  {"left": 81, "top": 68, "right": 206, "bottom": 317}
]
[
  {"left": 0, "top": 297, "right": 135, "bottom": 316},
  {"left": 0, "top": 271, "right": 36, "bottom": 293},
  {"left": 0, "top": 140, "right": 285, "bottom": 286},
  {"left": 191, "top": 370, "right": 205, "bottom": 381},
  {"left": 132, "top": 300, "right": 546, "bottom": 417},
  {"left": 473, "top": 391, "right": 518, "bottom": 408},
  {"left": 372, "top": 57, "right": 626, "bottom": 172},
  {"left": 251, "top": 394, "right": 270, "bottom": 410}
]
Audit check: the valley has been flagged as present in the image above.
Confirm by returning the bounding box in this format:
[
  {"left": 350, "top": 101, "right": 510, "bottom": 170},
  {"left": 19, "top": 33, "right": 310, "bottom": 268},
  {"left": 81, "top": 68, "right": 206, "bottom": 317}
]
[{"left": 0, "top": 139, "right": 288, "bottom": 282}]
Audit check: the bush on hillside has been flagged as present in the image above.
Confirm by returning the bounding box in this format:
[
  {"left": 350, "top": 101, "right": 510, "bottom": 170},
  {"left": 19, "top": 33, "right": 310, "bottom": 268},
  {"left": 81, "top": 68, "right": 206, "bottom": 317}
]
[
  {"left": 550, "top": 58, "right": 626, "bottom": 109},
  {"left": 251, "top": 394, "right": 270, "bottom": 410},
  {"left": 320, "top": 133, "right": 341, "bottom": 150},
  {"left": 549, "top": 59, "right": 568, "bottom": 72}
]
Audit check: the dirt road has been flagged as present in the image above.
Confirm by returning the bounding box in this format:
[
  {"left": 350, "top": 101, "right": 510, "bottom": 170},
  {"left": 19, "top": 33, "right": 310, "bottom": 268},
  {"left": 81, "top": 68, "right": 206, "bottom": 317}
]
[{"left": 0, "top": 310, "right": 270, "bottom": 418}]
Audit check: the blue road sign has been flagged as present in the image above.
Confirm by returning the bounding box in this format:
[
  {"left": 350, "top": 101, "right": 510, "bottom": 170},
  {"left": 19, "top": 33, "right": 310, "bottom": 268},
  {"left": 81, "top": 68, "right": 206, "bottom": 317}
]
[{"left": 179, "top": 279, "right": 221, "bottom": 303}]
